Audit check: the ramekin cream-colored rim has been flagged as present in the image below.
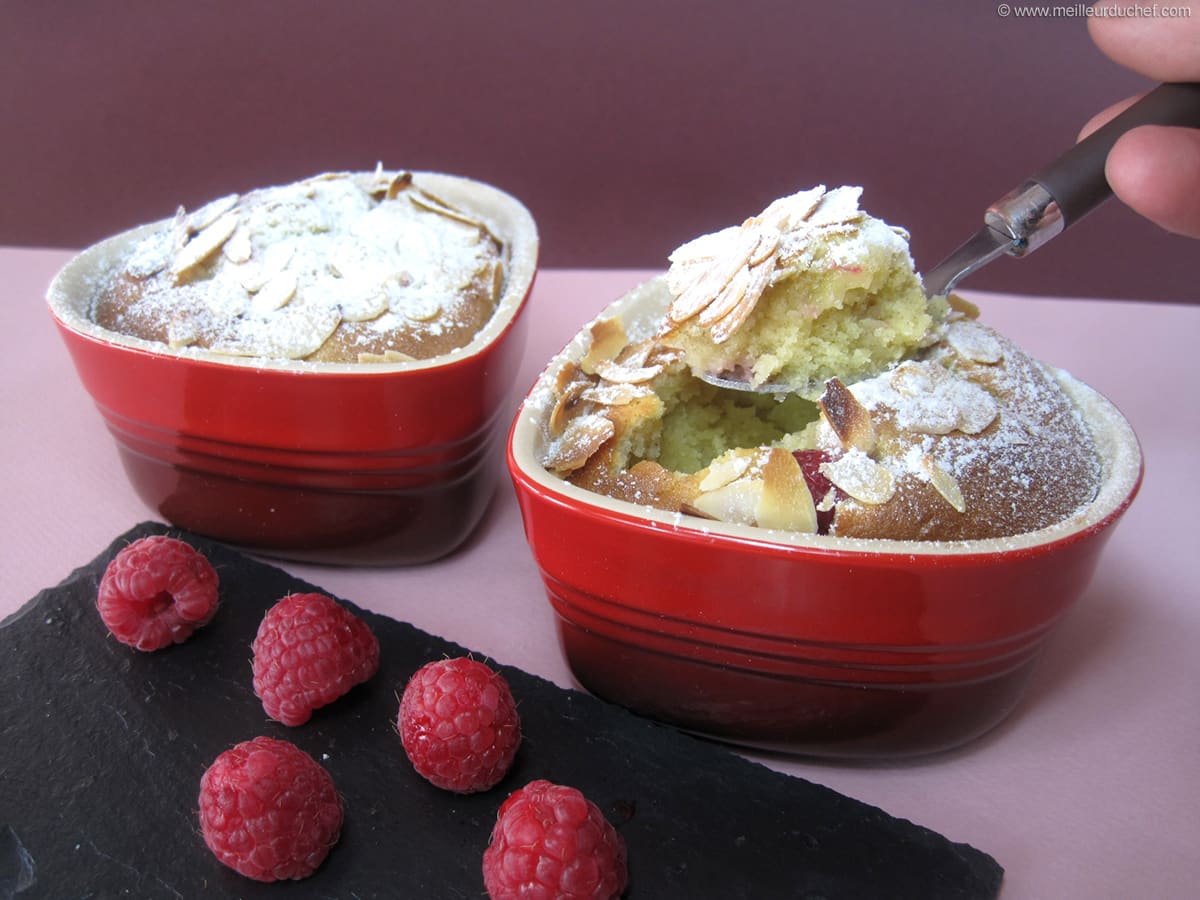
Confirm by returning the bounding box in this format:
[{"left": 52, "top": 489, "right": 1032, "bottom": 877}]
[
  {"left": 510, "top": 277, "right": 1143, "bottom": 558},
  {"left": 46, "top": 171, "right": 539, "bottom": 374}
]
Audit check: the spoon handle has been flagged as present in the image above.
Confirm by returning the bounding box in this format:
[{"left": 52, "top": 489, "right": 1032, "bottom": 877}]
[{"left": 986, "top": 82, "right": 1200, "bottom": 255}]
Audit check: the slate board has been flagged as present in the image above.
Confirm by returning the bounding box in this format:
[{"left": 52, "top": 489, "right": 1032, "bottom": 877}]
[{"left": 0, "top": 522, "right": 1003, "bottom": 899}]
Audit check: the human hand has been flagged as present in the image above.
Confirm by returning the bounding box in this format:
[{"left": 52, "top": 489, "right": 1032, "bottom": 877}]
[{"left": 1082, "top": 2, "right": 1200, "bottom": 237}]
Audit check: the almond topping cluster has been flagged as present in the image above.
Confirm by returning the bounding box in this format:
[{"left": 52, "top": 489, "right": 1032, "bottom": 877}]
[
  {"left": 114, "top": 168, "right": 504, "bottom": 362},
  {"left": 542, "top": 319, "right": 679, "bottom": 476},
  {"left": 685, "top": 448, "right": 817, "bottom": 533},
  {"left": 662, "top": 185, "right": 866, "bottom": 343},
  {"left": 814, "top": 320, "right": 1008, "bottom": 515}
]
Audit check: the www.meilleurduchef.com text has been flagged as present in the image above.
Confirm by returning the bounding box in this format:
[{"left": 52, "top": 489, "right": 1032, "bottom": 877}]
[{"left": 996, "top": 3, "right": 1192, "bottom": 16}]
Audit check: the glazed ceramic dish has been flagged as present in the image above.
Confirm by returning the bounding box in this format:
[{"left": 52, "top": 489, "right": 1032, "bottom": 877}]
[
  {"left": 507, "top": 279, "right": 1142, "bottom": 758},
  {"left": 48, "top": 172, "right": 538, "bottom": 565}
]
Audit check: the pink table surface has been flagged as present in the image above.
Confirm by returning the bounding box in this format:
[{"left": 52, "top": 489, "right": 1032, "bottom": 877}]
[{"left": 4, "top": 246, "right": 1198, "bottom": 898}]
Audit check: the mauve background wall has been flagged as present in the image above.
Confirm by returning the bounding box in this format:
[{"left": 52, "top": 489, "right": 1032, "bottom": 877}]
[{"left": 2, "top": 0, "right": 1195, "bottom": 300}]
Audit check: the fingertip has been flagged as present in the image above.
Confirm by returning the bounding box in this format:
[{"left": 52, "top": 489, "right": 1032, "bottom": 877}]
[
  {"left": 1078, "top": 96, "right": 1142, "bottom": 142},
  {"left": 1106, "top": 125, "right": 1200, "bottom": 238}
]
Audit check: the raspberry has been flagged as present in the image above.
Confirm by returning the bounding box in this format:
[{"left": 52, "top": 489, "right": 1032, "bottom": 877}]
[
  {"left": 792, "top": 449, "right": 841, "bottom": 534},
  {"left": 96, "top": 535, "right": 219, "bottom": 651},
  {"left": 482, "top": 779, "right": 628, "bottom": 900},
  {"left": 198, "top": 736, "right": 342, "bottom": 882},
  {"left": 398, "top": 657, "right": 521, "bottom": 793},
  {"left": 252, "top": 592, "right": 380, "bottom": 727}
]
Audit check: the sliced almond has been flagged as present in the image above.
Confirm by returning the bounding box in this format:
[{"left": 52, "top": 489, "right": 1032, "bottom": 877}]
[
  {"left": 889, "top": 360, "right": 940, "bottom": 398},
  {"left": 210, "top": 303, "right": 341, "bottom": 360},
  {"left": 491, "top": 259, "right": 505, "bottom": 302},
  {"left": 385, "top": 171, "right": 414, "bottom": 200},
  {"left": 166, "top": 315, "right": 200, "bottom": 349},
  {"left": 593, "top": 358, "right": 663, "bottom": 385},
  {"left": 222, "top": 226, "right": 253, "bottom": 264},
  {"left": 757, "top": 449, "right": 817, "bottom": 532},
  {"left": 188, "top": 193, "right": 239, "bottom": 233},
  {"left": 921, "top": 455, "right": 966, "bottom": 513},
  {"left": 579, "top": 381, "right": 654, "bottom": 407},
  {"left": 698, "top": 454, "right": 753, "bottom": 492},
  {"left": 947, "top": 293, "right": 980, "bottom": 319},
  {"left": 552, "top": 361, "right": 584, "bottom": 396},
  {"left": 402, "top": 297, "right": 443, "bottom": 323},
  {"left": 543, "top": 413, "right": 615, "bottom": 475},
  {"left": 666, "top": 225, "right": 760, "bottom": 324},
  {"left": 821, "top": 451, "right": 895, "bottom": 505},
  {"left": 819, "top": 378, "right": 877, "bottom": 454},
  {"left": 338, "top": 290, "right": 389, "bottom": 323},
  {"left": 691, "top": 478, "right": 763, "bottom": 526},
  {"left": 172, "top": 211, "right": 239, "bottom": 281},
  {"left": 707, "top": 253, "right": 775, "bottom": 344},
  {"left": 581, "top": 317, "right": 629, "bottom": 374},
  {"left": 249, "top": 270, "right": 298, "bottom": 315},
  {"left": 548, "top": 380, "right": 588, "bottom": 437},
  {"left": 947, "top": 321, "right": 1004, "bottom": 364},
  {"left": 124, "top": 231, "right": 173, "bottom": 280},
  {"left": 409, "top": 188, "right": 487, "bottom": 232},
  {"left": 358, "top": 349, "right": 416, "bottom": 363}
]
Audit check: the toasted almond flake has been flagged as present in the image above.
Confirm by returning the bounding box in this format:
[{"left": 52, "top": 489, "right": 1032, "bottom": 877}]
[
  {"left": 491, "top": 259, "right": 504, "bottom": 301},
  {"left": 947, "top": 321, "right": 1004, "bottom": 364},
  {"left": 222, "top": 226, "right": 253, "bottom": 264},
  {"left": 593, "top": 358, "right": 663, "bottom": 384},
  {"left": 543, "top": 413, "right": 615, "bottom": 474},
  {"left": 552, "top": 361, "right": 583, "bottom": 396},
  {"left": 950, "top": 382, "right": 999, "bottom": 434},
  {"left": 172, "top": 211, "right": 239, "bottom": 281},
  {"left": 188, "top": 193, "right": 239, "bottom": 233},
  {"left": 249, "top": 270, "right": 298, "bottom": 315},
  {"left": 821, "top": 451, "right": 895, "bottom": 505},
  {"left": 747, "top": 228, "right": 780, "bottom": 266},
  {"left": 889, "top": 360, "right": 938, "bottom": 397},
  {"left": 947, "top": 293, "right": 980, "bottom": 319},
  {"left": 579, "top": 382, "right": 653, "bottom": 407},
  {"left": 707, "top": 254, "right": 775, "bottom": 344},
  {"left": 386, "top": 171, "right": 414, "bottom": 199},
  {"left": 698, "top": 454, "right": 753, "bottom": 492},
  {"left": 409, "top": 189, "right": 484, "bottom": 230},
  {"left": 692, "top": 478, "right": 763, "bottom": 526},
  {"left": 805, "top": 185, "right": 865, "bottom": 227},
  {"left": 210, "top": 303, "right": 342, "bottom": 360},
  {"left": 403, "top": 297, "right": 443, "bottom": 323},
  {"left": 666, "top": 226, "right": 759, "bottom": 324},
  {"left": 696, "top": 256, "right": 752, "bottom": 327},
  {"left": 757, "top": 449, "right": 817, "bottom": 532},
  {"left": 900, "top": 396, "right": 961, "bottom": 435},
  {"left": 358, "top": 348, "right": 415, "bottom": 363},
  {"left": 921, "top": 455, "right": 966, "bottom": 513},
  {"left": 338, "top": 291, "right": 388, "bottom": 323},
  {"left": 819, "top": 377, "right": 877, "bottom": 453},
  {"left": 760, "top": 185, "right": 827, "bottom": 228},
  {"left": 166, "top": 316, "right": 200, "bottom": 348},
  {"left": 548, "top": 380, "right": 587, "bottom": 436},
  {"left": 581, "top": 317, "right": 630, "bottom": 374},
  {"left": 125, "top": 231, "right": 173, "bottom": 280}
]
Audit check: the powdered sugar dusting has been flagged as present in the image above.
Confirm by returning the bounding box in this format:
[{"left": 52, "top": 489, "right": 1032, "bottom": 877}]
[
  {"left": 92, "top": 170, "right": 504, "bottom": 362},
  {"left": 818, "top": 319, "right": 1102, "bottom": 538}
]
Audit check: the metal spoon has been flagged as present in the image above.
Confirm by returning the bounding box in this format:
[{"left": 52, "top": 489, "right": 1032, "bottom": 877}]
[{"left": 699, "top": 81, "right": 1200, "bottom": 395}]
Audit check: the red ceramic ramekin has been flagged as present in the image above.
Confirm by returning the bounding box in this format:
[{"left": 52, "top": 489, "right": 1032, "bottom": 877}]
[
  {"left": 49, "top": 172, "right": 538, "bottom": 565},
  {"left": 507, "top": 279, "right": 1142, "bottom": 758}
]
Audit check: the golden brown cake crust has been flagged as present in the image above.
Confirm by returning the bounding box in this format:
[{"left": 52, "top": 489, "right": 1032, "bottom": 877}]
[
  {"left": 541, "top": 314, "right": 1102, "bottom": 543},
  {"left": 91, "top": 170, "right": 506, "bottom": 364}
]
